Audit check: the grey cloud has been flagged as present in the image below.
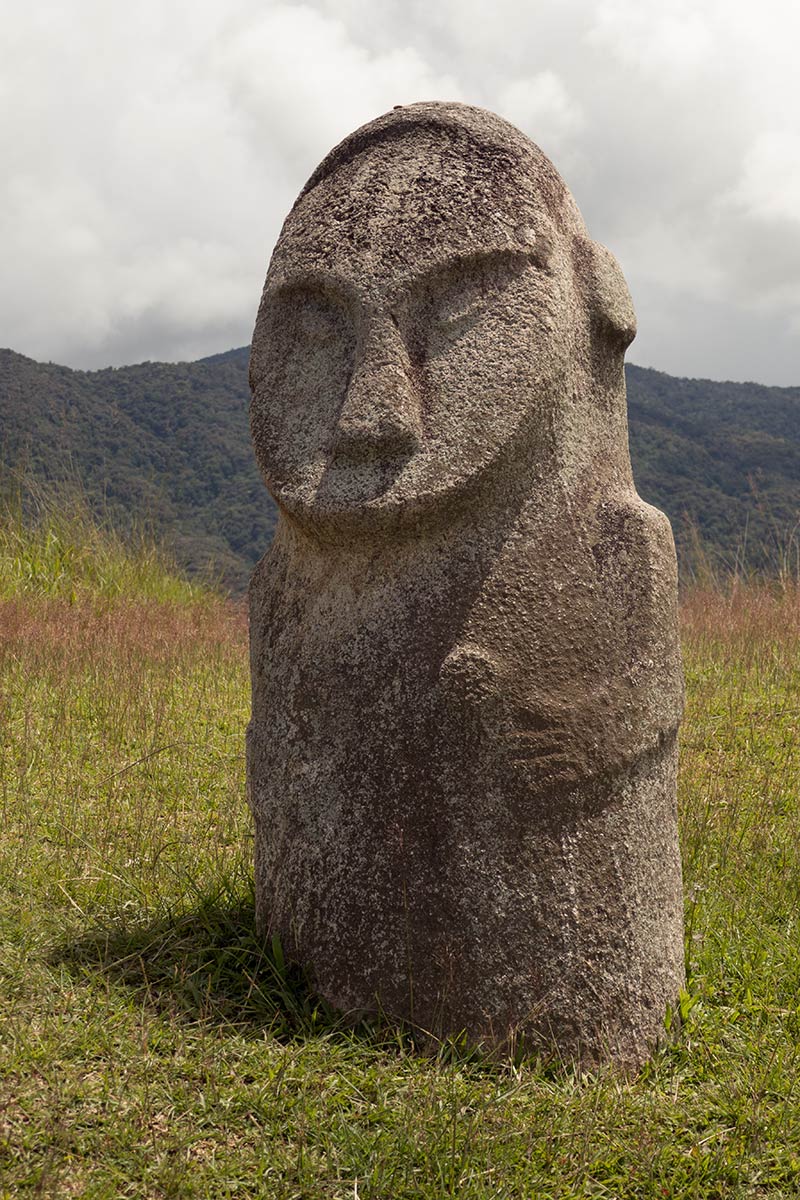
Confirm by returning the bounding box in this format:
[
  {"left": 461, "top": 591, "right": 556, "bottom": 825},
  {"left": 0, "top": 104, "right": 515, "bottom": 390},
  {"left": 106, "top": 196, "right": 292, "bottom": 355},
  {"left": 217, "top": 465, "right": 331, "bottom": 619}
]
[{"left": 2, "top": 0, "right": 799, "bottom": 383}]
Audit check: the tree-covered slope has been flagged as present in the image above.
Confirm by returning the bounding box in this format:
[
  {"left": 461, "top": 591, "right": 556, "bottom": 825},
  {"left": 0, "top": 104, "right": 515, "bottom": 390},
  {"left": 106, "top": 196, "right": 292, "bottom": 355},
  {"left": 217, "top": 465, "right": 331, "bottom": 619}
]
[
  {"left": 626, "top": 365, "right": 800, "bottom": 576},
  {"left": 0, "top": 346, "right": 274, "bottom": 591},
  {"left": 2, "top": 346, "right": 799, "bottom": 588}
]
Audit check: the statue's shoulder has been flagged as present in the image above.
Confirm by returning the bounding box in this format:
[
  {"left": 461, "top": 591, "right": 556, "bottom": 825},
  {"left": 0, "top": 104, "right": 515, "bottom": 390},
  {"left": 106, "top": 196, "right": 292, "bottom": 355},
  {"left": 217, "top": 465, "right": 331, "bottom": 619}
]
[
  {"left": 248, "top": 536, "right": 298, "bottom": 662},
  {"left": 592, "top": 492, "right": 678, "bottom": 583},
  {"left": 591, "top": 493, "right": 681, "bottom": 687}
]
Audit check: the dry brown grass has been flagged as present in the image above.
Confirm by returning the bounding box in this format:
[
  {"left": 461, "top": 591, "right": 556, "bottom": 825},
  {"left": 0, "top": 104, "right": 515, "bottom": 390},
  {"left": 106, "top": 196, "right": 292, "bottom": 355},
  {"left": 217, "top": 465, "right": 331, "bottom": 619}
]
[
  {"left": 0, "top": 594, "right": 246, "bottom": 668},
  {"left": 681, "top": 580, "right": 800, "bottom": 665}
]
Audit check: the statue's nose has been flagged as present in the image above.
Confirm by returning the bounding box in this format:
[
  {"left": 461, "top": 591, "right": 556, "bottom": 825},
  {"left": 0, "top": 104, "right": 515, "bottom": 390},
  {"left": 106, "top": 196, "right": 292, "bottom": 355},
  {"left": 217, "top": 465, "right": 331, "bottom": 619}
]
[{"left": 331, "top": 316, "right": 422, "bottom": 463}]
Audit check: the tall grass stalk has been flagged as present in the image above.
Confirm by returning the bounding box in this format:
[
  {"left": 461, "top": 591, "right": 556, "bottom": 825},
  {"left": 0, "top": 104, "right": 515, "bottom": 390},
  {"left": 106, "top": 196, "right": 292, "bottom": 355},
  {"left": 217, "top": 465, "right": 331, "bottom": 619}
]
[{"left": 0, "top": 475, "right": 208, "bottom": 603}]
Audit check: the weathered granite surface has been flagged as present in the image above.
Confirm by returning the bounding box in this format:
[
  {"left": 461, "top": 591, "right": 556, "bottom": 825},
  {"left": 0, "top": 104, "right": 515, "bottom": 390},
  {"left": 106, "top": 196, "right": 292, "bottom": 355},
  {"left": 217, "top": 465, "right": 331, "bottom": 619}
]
[{"left": 247, "top": 102, "right": 685, "bottom": 1066}]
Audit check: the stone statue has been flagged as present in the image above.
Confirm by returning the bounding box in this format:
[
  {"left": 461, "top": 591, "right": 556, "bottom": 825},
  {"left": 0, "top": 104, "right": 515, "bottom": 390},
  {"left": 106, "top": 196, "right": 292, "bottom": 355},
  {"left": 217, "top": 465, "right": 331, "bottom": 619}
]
[{"left": 247, "top": 102, "right": 685, "bottom": 1067}]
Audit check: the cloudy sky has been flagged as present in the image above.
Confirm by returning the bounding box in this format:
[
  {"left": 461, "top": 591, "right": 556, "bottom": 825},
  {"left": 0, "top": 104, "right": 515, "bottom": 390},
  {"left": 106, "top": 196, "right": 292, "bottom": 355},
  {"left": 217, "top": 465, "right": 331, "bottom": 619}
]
[{"left": 3, "top": 0, "right": 799, "bottom": 383}]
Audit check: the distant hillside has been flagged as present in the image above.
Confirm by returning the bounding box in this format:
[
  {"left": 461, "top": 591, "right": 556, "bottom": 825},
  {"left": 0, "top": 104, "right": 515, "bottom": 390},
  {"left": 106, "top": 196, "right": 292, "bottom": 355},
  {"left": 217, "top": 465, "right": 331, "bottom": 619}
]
[
  {"left": 0, "top": 346, "right": 272, "bottom": 592},
  {"left": 626, "top": 365, "right": 800, "bottom": 576},
  {"left": 2, "top": 346, "right": 799, "bottom": 588}
]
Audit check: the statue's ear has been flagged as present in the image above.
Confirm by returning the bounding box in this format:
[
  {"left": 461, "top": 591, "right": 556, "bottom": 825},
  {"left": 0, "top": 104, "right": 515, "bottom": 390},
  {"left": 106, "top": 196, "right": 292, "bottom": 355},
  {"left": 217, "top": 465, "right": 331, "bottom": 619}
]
[{"left": 575, "top": 238, "right": 637, "bottom": 350}]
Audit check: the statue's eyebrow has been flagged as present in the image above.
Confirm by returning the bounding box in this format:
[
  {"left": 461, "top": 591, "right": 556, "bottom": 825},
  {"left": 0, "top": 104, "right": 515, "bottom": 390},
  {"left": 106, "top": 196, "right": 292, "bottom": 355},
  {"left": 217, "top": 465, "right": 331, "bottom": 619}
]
[
  {"left": 263, "top": 268, "right": 359, "bottom": 304},
  {"left": 401, "top": 246, "right": 535, "bottom": 298},
  {"left": 263, "top": 245, "right": 536, "bottom": 305}
]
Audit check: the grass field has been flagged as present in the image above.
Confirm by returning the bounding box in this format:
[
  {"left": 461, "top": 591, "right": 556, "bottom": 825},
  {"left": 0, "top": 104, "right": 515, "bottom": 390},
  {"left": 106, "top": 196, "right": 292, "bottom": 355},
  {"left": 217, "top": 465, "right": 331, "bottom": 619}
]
[{"left": 2, "top": 507, "right": 800, "bottom": 1197}]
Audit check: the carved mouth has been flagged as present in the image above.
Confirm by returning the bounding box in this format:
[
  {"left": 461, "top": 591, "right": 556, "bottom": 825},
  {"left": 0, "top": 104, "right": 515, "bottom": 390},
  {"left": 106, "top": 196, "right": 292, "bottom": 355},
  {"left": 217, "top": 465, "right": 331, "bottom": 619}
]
[
  {"left": 309, "top": 432, "right": 416, "bottom": 508},
  {"left": 329, "top": 423, "right": 419, "bottom": 468}
]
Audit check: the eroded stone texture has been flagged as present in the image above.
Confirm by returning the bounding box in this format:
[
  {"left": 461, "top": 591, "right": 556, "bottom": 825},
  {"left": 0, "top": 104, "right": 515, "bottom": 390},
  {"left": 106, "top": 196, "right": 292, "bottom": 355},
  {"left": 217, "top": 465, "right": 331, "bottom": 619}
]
[{"left": 247, "top": 102, "right": 685, "bottom": 1067}]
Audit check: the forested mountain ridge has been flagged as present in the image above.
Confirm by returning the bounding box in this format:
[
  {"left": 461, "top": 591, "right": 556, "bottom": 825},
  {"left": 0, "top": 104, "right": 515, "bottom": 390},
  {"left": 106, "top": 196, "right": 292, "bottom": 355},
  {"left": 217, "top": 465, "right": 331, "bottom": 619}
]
[
  {"left": 0, "top": 345, "right": 272, "bottom": 590},
  {"left": 2, "top": 344, "right": 798, "bottom": 590},
  {"left": 626, "top": 366, "right": 800, "bottom": 575}
]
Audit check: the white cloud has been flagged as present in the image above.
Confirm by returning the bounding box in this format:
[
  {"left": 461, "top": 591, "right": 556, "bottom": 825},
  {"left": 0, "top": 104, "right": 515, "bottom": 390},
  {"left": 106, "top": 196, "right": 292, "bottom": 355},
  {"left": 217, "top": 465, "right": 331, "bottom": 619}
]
[
  {"left": 211, "top": 4, "right": 464, "bottom": 178},
  {"left": 1, "top": 0, "right": 799, "bottom": 382},
  {"left": 496, "top": 72, "right": 583, "bottom": 165},
  {"left": 724, "top": 131, "right": 800, "bottom": 228},
  {"left": 587, "top": 0, "right": 714, "bottom": 77}
]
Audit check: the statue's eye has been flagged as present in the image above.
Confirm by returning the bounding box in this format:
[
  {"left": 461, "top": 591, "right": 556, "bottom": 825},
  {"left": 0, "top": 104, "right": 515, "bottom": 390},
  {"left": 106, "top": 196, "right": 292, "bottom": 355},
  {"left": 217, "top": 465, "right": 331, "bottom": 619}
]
[
  {"left": 255, "top": 281, "right": 355, "bottom": 415},
  {"left": 409, "top": 273, "right": 491, "bottom": 360},
  {"left": 412, "top": 251, "right": 528, "bottom": 358},
  {"left": 289, "top": 288, "right": 349, "bottom": 346},
  {"left": 431, "top": 285, "right": 487, "bottom": 341}
]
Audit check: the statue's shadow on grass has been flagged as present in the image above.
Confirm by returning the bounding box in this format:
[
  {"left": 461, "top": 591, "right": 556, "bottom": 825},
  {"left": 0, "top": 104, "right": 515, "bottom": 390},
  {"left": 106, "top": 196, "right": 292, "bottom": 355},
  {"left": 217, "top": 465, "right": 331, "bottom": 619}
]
[
  {"left": 52, "top": 889, "right": 383, "bottom": 1048},
  {"left": 52, "top": 891, "right": 593, "bottom": 1073}
]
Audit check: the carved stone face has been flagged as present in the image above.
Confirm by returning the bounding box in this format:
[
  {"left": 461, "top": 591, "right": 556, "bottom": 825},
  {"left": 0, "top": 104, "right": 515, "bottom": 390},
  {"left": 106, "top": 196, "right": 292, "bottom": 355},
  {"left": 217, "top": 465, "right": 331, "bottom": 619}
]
[{"left": 250, "top": 131, "right": 582, "bottom": 533}]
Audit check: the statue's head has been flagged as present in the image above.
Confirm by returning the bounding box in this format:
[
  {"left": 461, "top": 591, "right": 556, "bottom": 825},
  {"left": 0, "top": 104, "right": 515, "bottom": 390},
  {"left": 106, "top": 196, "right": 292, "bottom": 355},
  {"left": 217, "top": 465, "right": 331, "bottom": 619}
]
[{"left": 250, "top": 102, "right": 636, "bottom": 538}]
